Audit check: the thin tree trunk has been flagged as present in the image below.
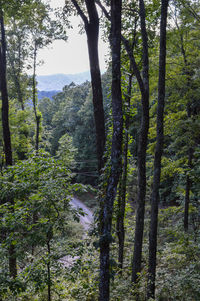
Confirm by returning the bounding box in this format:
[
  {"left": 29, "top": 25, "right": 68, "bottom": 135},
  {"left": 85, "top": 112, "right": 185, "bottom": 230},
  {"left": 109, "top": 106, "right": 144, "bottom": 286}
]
[
  {"left": 147, "top": 0, "right": 169, "bottom": 299},
  {"left": 176, "top": 20, "right": 194, "bottom": 232},
  {"left": 117, "top": 72, "right": 133, "bottom": 271},
  {"left": 0, "top": 11, "right": 17, "bottom": 278},
  {"left": 184, "top": 174, "right": 190, "bottom": 231},
  {"left": 184, "top": 146, "right": 193, "bottom": 231},
  {"left": 132, "top": 0, "right": 149, "bottom": 283},
  {"left": 99, "top": 1, "right": 122, "bottom": 300},
  {"left": 30, "top": 42, "right": 40, "bottom": 260},
  {"left": 0, "top": 14, "right": 12, "bottom": 166},
  {"left": 9, "top": 244, "right": 17, "bottom": 279},
  {"left": 8, "top": 53, "right": 24, "bottom": 110},
  {"left": 32, "top": 42, "right": 40, "bottom": 152},
  {"left": 47, "top": 230, "right": 52, "bottom": 301}
]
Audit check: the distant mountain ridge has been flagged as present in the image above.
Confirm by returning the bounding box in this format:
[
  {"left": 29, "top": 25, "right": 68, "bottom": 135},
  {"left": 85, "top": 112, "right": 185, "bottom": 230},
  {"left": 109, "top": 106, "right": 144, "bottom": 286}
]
[
  {"left": 37, "top": 71, "right": 91, "bottom": 91},
  {"left": 37, "top": 90, "right": 60, "bottom": 100}
]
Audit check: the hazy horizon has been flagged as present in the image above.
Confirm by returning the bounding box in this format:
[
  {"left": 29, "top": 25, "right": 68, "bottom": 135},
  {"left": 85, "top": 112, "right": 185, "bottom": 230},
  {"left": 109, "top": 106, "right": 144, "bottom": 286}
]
[{"left": 36, "top": 1, "right": 108, "bottom": 76}]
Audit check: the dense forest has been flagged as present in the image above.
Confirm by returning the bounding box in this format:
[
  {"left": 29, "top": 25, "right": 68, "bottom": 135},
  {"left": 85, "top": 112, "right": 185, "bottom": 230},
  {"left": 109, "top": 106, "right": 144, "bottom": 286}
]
[{"left": 0, "top": 0, "right": 200, "bottom": 300}]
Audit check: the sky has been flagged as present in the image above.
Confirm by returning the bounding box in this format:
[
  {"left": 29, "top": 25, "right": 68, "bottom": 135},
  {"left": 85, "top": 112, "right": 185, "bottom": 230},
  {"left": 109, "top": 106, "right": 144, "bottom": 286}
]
[{"left": 36, "top": 0, "right": 108, "bottom": 75}]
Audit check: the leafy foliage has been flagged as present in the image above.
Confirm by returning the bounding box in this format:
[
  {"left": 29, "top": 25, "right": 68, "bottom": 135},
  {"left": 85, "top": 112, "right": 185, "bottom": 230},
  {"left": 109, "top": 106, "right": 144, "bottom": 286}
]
[
  {"left": 0, "top": 0, "right": 200, "bottom": 299},
  {"left": 0, "top": 151, "right": 84, "bottom": 299}
]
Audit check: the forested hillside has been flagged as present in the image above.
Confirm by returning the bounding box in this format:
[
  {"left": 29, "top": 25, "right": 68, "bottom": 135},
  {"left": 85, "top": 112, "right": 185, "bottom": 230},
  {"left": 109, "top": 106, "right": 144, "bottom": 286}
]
[
  {"left": 0, "top": 0, "right": 199, "bottom": 300},
  {"left": 37, "top": 72, "right": 91, "bottom": 91}
]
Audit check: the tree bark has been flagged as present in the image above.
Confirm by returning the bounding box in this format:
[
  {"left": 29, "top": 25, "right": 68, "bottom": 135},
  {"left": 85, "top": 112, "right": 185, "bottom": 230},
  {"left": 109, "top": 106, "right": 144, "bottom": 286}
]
[
  {"left": 7, "top": 19, "right": 24, "bottom": 111},
  {"left": 177, "top": 20, "right": 194, "bottom": 231},
  {"left": 184, "top": 174, "right": 190, "bottom": 231},
  {"left": 71, "top": 0, "right": 105, "bottom": 173},
  {"left": 0, "top": 13, "right": 12, "bottom": 166},
  {"left": 0, "top": 11, "right": 17, "bottom": 279},
  {"left": 32, "top": 42, "right": 40, "bottom": 152},
  {"left": 47, "top": 232, "right": 52, "bottom": 301},
  {"left": 99, "top": 1, "right": 122, "bottom": 300},
  {"left": 8, "top": 52, "right": 24, "bottom": 110},
  {"left": 94, "top": 1, "right": 150, "bottom": 283},
  {"left": 117, "top": 72, "right": 133, "bottom": 271},
  {"left": 132, "top": 0, "right": 149, "bottom": 283},
  {"left": 147, "top": 0, "right": 169, "bottom": 299},
  {"left": 184, "top": 140, "right": 193, "bottom": 231}
]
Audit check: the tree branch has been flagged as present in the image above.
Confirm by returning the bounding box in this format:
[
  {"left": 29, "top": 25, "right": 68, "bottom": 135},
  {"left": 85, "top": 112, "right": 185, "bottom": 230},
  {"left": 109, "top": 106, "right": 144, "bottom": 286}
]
[
  {"left": 183, "top": 0, "right": 200, "bottom": 22},
  {"left": 121, "top": 35, "right": 145, "bottom": 95},
  {"left": 71, "top": 0, "right": 89, "bottom": 27},
  {"left": 96, "top": 0, "right": 145, "bottom": 95},
  {"left": 139, "top": 0, "right": 149, "bottom": 91},
  {"left": 95, "top": 0, "right": 111, "bottom": 21}
]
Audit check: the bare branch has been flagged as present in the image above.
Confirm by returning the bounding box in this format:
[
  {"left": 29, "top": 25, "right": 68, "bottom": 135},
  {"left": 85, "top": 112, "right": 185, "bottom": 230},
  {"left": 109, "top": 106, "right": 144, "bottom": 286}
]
[
  {"left": 95, "top": 0, "right": 111, "bottom": 21},
  {"left": 71, "top": 0, "right": 88, "bottom": 26},
  {"left": 96, "top": 0, "right": 145, "bottom": 95},
  {"left": 121, "top": 35, "right": 145, "bottom": 95}
]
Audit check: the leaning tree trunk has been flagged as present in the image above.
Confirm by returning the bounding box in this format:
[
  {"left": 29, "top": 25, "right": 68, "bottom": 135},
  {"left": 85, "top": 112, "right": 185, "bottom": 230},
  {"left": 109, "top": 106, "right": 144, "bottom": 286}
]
[
  {"left": 85, "top": 10, "right": 106, "bottom": 172},
  {"left": 147, "top": 0, "right": 169, "bottom": 299},
  {"left": 71, "top": 0, "right": 106, "bottom": 173},
  {"left": 132, "top": 0, "right": 149, "bottom": 283},
  {"left": 0, "top": 11, "right": 17, "bottom": 279},
  {"left": 99, "top": 1, "right": 122, "bottom": 300}
]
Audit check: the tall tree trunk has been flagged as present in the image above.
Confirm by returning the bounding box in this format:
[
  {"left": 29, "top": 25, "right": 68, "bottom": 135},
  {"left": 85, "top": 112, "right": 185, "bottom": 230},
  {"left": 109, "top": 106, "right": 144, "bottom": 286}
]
[
  {"left": 132, "top": 0, "right": 149, "bottom": 283},
  {"left": 117, "top": 72, "right": 133, "bottom": 271},
  {"left": 16, "top": 29, "right": 24, "bottom": 110},
  {"left": 147, "top": 0, "right": 169, "bottom": 299},
  {"left": 0, "top": 14, "right": 12, "bottom": 166},
  {"left": 184, "top": 174, "right": 191, "bottom": 231},
  {"left": 47, "top": 230, "right": 52, "bottom": 301},
  {"left": 7, "top": 20, "right": 24, "bottom": 111},
  {"left": 8, "top": 53, "right": 24, "bottom": 110},
  {"left": 85, "top": 0, "right": 106, "bottom": 173},
  {"left": 99, "top": 1, "right": 122, "bottom": 300},
  {"left": 175, "top": 7, "right": 195, "bottom": 233},
  {"left": 0, "top": 11, "right": 17, "bottom": 278},
  {"left": 184, "top": 132, "right": 193, "bottom": 231},
  {"left": 32, "top": 42, "right": 40, "bottom": 152},
  {"left": 94, "top": 2, "right": 150, "bottom": 281},
  {"left": 71, "top": 0, "right": 105, "bottom": 173}
]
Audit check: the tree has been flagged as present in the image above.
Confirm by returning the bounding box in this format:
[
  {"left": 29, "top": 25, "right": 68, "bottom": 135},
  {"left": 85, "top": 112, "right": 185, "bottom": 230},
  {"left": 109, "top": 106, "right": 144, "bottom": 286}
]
[
  {"left": 0, "top": 8, "right": 16, "bottom": 279},
  {"left": 116, "top": 70, "right": 133, "bottom": 270},
  {"left": 99, "top": 1, "right": 123, "bottom": 300},
  {"left": 96, "top": 0, "right": 150, "bottom": 282},
  {"left": 0, "top": 11, "right": 12, "bottom": 167},
  {"left": 130, "top": 0, "right": 150, "bottom": 283},
  {"left": 69, "top": 0, "right": 106, "bottom": 173},
  {"left": 27, "top": 0, "right": 66, "bottom": 151},
  {"left": 6, "top": 16, "right": 30, "bottom": 111},
  {"left": 147, "top": 0, "right": 169, "bottom": 298},
  {"left": 174, "top": 0, "right": 200, "bottom": 231},
  {"left": 0, "top": 151, "right": 79, "bottom": 299},
  {"left": 156, "top": 0, "right": 200, "bottom": 227},
  {"left": 0, "top": 0, "right": 33, "bottom": 280}
]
